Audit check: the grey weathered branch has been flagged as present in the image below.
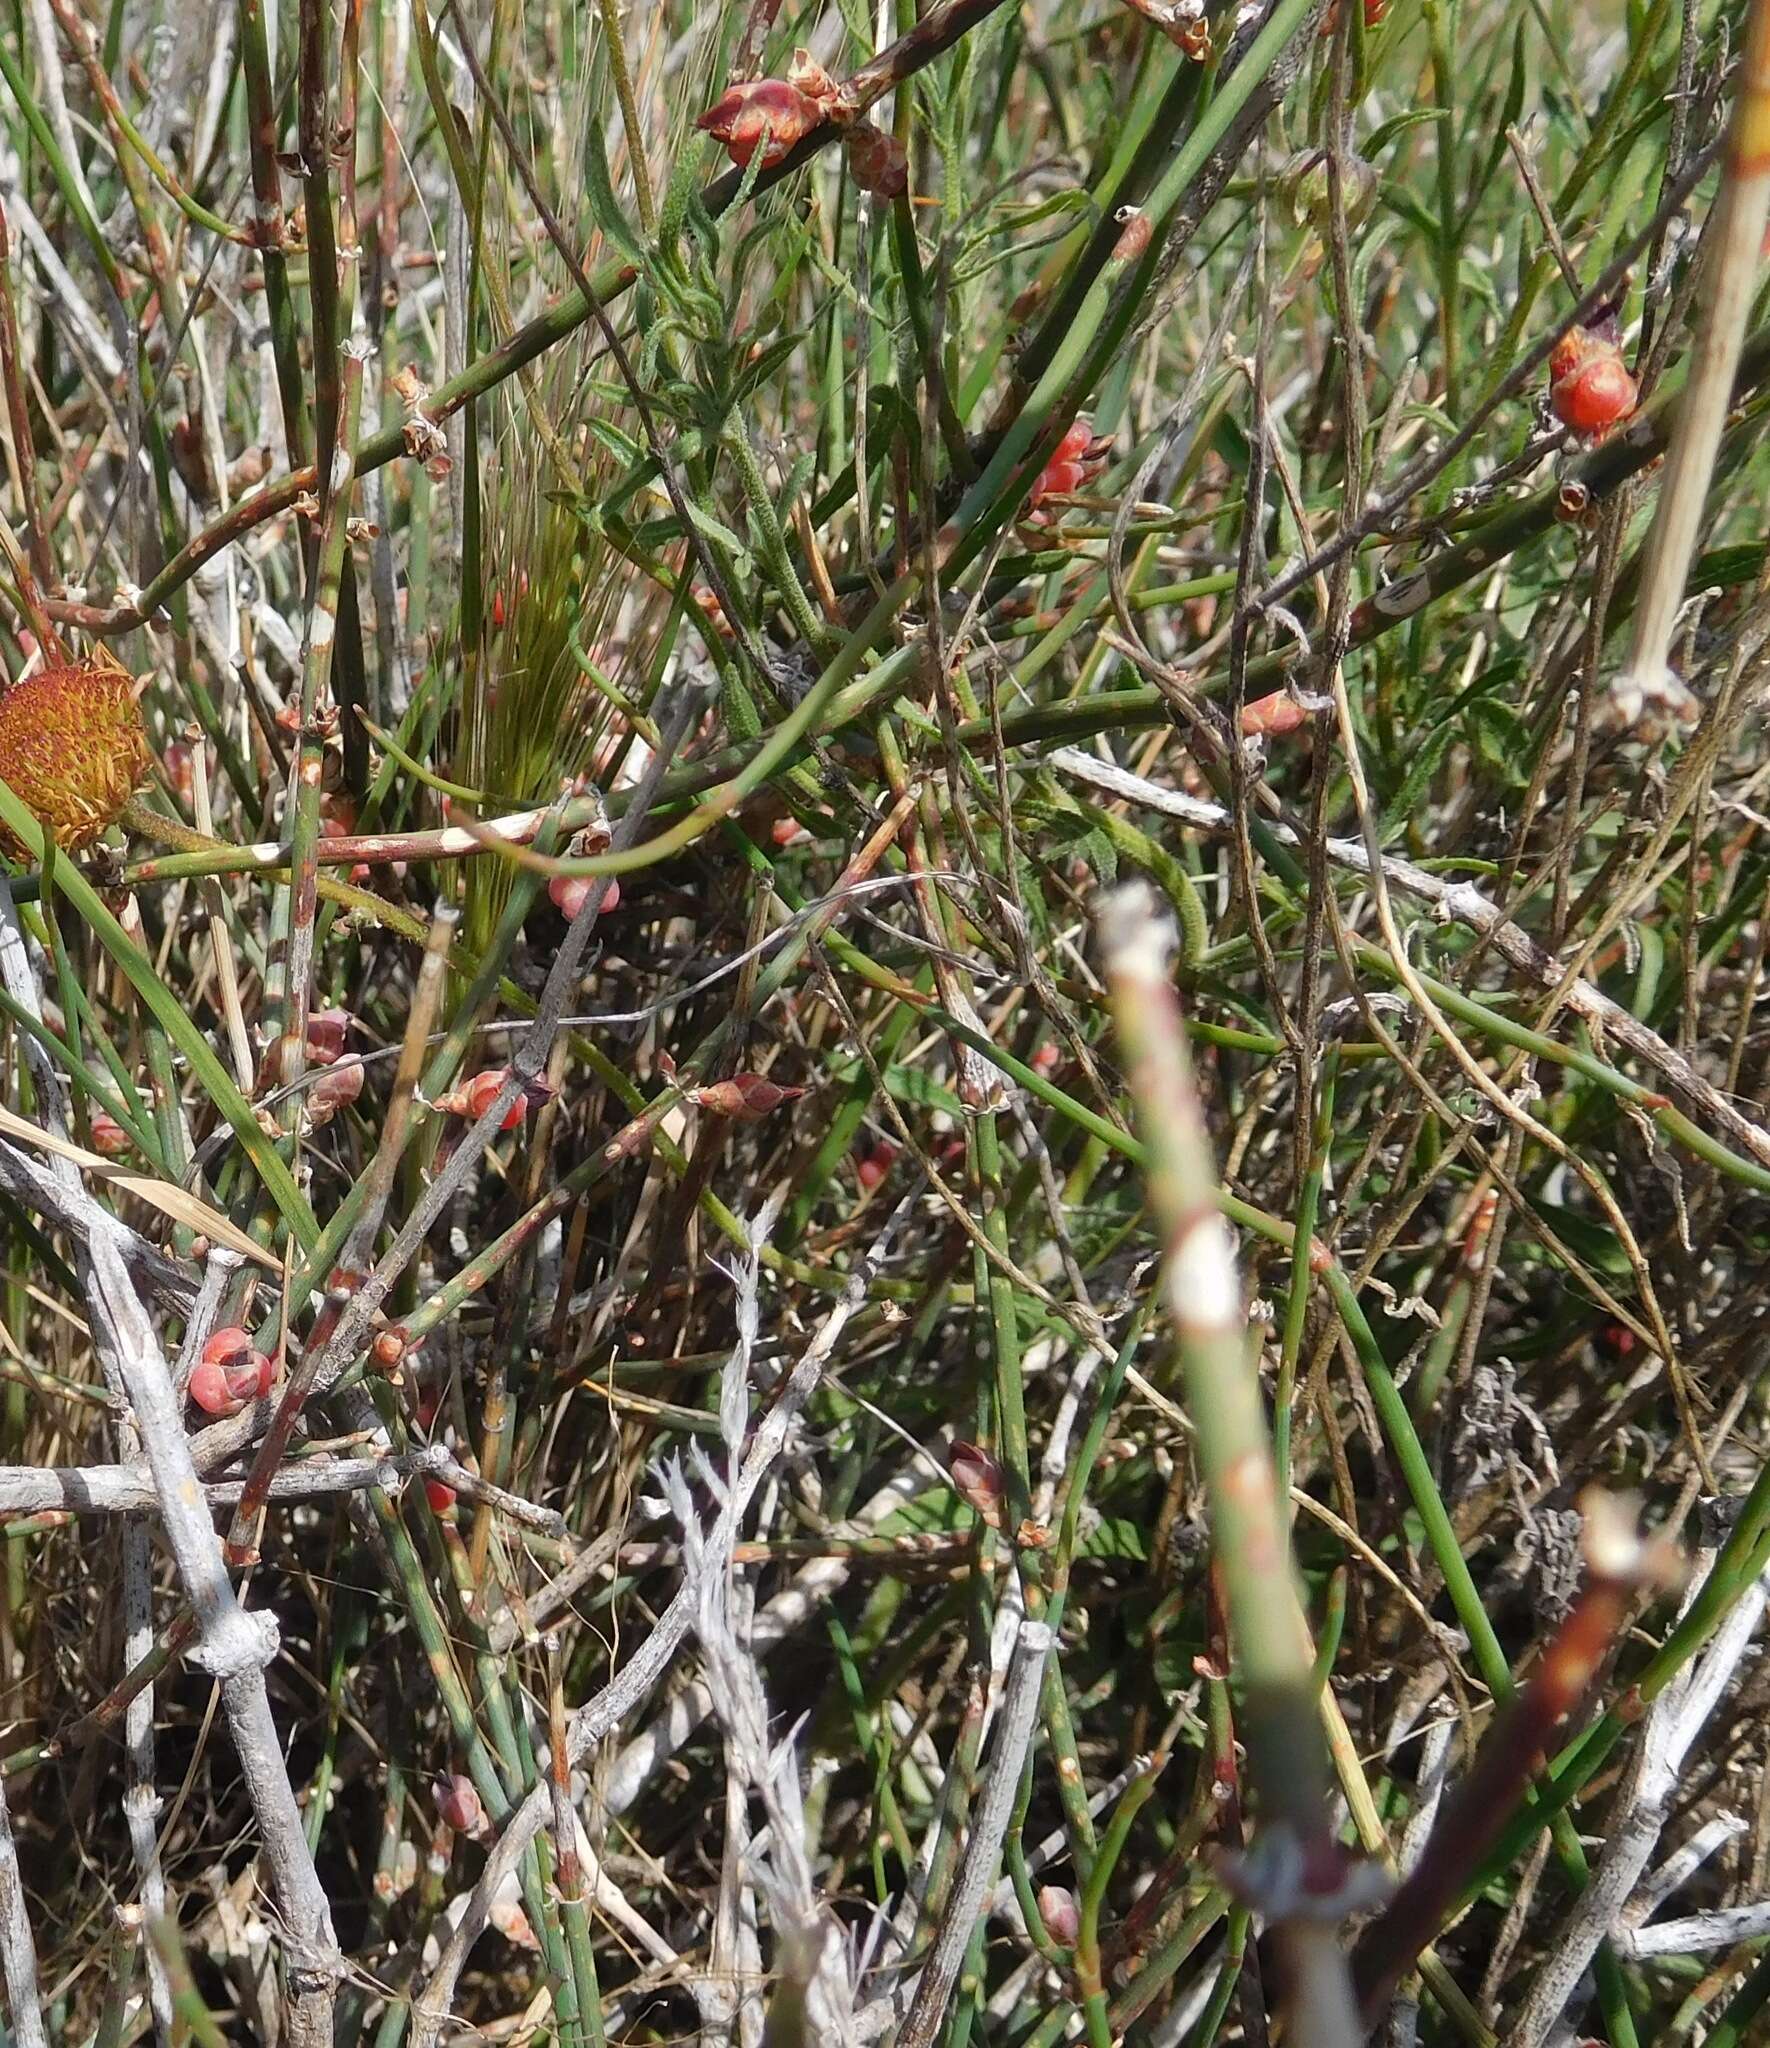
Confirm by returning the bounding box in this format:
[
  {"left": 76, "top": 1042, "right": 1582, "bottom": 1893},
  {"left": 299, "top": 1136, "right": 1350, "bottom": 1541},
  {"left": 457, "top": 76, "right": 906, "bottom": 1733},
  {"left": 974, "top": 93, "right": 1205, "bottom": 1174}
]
[
  {"left": 81, "top": 1228, "right": 345, "bottom": 2043},
  {"left": 410, "top": 1195, "right": 903, "bottom": 2045}
]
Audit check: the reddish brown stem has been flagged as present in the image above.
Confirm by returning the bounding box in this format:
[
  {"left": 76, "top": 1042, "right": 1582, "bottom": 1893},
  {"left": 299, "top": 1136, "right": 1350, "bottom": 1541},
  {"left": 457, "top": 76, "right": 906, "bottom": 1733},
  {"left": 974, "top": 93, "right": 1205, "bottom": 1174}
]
[{"left": 1353, "top": 1516, "right": 1658, "bottom": 2021}]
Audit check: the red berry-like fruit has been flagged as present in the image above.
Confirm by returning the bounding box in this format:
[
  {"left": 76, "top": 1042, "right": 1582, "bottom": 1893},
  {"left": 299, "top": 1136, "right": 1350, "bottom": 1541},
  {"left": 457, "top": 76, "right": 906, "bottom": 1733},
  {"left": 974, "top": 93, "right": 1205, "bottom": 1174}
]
[
  {"left": 189, "top": 1328, "right": 274, "bottom": 1418},
  {"left": 1549, "top": 327, "right": 1637, "bottom": 436}
]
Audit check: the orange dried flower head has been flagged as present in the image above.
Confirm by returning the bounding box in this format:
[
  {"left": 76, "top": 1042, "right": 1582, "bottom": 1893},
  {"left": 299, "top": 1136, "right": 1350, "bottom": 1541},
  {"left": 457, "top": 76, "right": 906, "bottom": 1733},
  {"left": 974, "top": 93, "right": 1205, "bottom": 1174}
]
[{"left": 0, "top": 650, "right": 149, "bottom": 858}]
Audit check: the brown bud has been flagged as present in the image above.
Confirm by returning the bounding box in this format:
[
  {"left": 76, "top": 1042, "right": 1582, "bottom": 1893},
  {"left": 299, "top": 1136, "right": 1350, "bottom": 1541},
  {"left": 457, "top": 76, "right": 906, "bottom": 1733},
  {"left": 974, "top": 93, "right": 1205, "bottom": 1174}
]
[
  {"left": 371, "top": 1325, "right": 411, "bottom": 1374},
  {"left": 845, "top": 123, "right": 907, "bottom": 199}
]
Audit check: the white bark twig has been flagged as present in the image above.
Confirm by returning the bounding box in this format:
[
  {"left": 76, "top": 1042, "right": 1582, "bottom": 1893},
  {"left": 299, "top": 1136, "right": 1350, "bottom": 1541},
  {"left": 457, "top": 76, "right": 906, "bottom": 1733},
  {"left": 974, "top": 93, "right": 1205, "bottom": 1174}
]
[
  {"left": 0, "top": 1447, "right": 463, "bottom": 1513},
  {"left": 1619, "top": 1897, "right": 1770, "bottom": 1959},
  {"left": 0, "top": 882, "right": 172, "bottom": 2039},
  {"left": 1624, "top": 1811, "right": 1747, "bottom": 1929},
  {"left": 0, "top": 1764, "right": 44, "bottom": 2048},
  {"left": 82, "top": 1228, "right": 344, "bottom": 2044},
  {"left": 893, "top": 1618, "right": 1052, "bottom": 2048}
]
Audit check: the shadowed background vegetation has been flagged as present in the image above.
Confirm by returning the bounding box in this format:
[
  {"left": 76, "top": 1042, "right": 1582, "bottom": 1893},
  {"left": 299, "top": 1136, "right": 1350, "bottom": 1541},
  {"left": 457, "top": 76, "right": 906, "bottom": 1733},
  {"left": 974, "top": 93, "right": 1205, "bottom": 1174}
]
[{"left": 1, "top": 0, "right": 1769, "bottom": 2043}]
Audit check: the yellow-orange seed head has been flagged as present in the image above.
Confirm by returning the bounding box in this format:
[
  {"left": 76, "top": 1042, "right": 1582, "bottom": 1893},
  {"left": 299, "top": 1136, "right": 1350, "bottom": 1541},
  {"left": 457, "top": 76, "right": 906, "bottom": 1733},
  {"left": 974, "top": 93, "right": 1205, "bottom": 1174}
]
[{"left": 0, "top": 650, "right": 150, "bottom": 858}]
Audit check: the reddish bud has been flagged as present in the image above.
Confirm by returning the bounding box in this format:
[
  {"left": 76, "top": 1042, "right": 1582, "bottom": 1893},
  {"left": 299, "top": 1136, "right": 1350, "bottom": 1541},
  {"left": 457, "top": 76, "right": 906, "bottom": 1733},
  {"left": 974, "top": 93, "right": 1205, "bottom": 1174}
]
[
  {"left": 424, "top": 1476, "right": 457, "bottom": 1515},
  {"left": 308, "top": 1058, "right": 365, "bottom": 1127},
  {"left": 436, "top": 1067, "right": 551, "bottom": 1129},
  {"left": 855, "top": 1143, "right": 898, "bottom": 1191},
  {"left": 692, "top": 584, "right": 737, "bottom": 639},
  {"left": 89, "top": 1109, "right": 131, "bottom": 1156},
  {"left": 1037, "top": 1885, "right": 1080, "bottom": 1946},
  {"left": 696, "top": 78, "right": 822, "bottom": 170},
  {"left": 549, "top": 872, "right": 619, "bottom": 920},
  {"left": 491, "top": 587, "right": 506, "bottom": 629},
  {"left": 189, "top": 1328, "right": 274, "bottom": 1418},
  {"left": 688, "top": 1074, "right": 807, "bottom": 1121},
  {"left": 433, "top": 1773, "right": 482, "bottom": 1833},
  {"left": 1031, "top": 1043, "right": 1060, "bottom": 1077},
  {"left": 1029, "top": 418, "right": 1110, "bottom": 510},
  {"left": 163, "top": 741, "right": 195, "bottom": 805},
  {"left": 771, "top": 814, "right": 810, "bottom": 847},
  {"left": 1055, "top": 419, "right": 1093, "bottom": 462},
  {"left": 305, "top": 1007, "right": 352, "bottom": 1065},
  {"left": 1239, "top": 690, "right": 1313, "bottom": 738},
  {"left": 846, "top": 123, "right": 908, "bottom": 199},
  {"left": 319, "top": 796, "right": 358, "bottom": 840},
  {"left": 949, "top": 1439, "right": 1005, "bottom": 1527}
]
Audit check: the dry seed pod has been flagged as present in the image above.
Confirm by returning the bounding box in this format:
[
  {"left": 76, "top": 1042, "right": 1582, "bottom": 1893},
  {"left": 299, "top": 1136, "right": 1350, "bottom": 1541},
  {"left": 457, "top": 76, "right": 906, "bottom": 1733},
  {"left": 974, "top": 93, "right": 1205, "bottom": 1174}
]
[
  {"left": 687, "top": 1074, "right": 808, "bottom": 1120},
  {"left": 0, "top": 650, "right": 150, "bottom": 857}
]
